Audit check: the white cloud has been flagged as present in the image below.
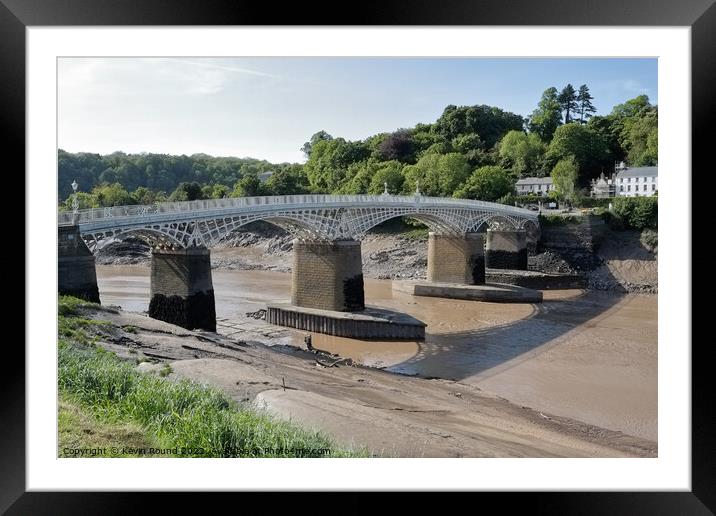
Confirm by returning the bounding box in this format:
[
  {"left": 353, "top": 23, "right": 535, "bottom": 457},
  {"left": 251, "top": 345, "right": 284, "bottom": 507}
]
[{"left": 600, "top": 78, "right": 652, "bottom": 96}]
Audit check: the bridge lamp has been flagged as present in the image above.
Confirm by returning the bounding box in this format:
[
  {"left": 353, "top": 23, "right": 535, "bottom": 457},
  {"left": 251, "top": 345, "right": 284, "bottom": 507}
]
[{"left": 71, "top": 179, "right": 80, "bottom": 222}]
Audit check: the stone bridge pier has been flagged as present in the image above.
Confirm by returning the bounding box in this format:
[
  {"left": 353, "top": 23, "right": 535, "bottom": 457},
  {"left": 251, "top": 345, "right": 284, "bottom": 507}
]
[
  {"left": 58, "top": 225, "right": 100, "bottom": 303},
  {"left": 148, "top": 247, "right": 216, "bottom": 331},
  {"left": 291, "top": 239, "right": 365, "bottom": 312},
  {"left": 427, "top": 232, "right": 485, "bottom": 285},
  {"left": 485, "top": 228, "right": 528, "bottom": 270}
]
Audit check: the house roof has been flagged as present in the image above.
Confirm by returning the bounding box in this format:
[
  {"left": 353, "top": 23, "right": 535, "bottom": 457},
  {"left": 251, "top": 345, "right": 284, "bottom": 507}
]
[
  {"left": 616, "top": 166, "right": 658, "bottom": 178},
  {"left": 516, "top": 177, "right": 553, "bottom": 185}
]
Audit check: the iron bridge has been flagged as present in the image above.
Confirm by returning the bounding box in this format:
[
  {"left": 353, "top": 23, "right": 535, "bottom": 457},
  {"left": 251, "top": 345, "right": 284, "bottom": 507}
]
[{"left": 58, "top": 194, "right": 540, "bottom": 252}]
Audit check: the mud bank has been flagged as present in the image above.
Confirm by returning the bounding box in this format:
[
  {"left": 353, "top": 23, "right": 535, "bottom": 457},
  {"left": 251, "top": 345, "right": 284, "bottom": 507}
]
[
  {"left": 81, "top": 303, "right": 656, "bottom": 458},
  {"left": 97, "top": 267, "right": 658, "bottom": 443}
]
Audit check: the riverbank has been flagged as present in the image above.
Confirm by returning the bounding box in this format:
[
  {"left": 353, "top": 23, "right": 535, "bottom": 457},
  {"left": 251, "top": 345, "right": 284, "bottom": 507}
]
[
  {"left": 58, "top": 297, "right": 362, "bottom": 458},
  {"left": 96, "top": 266, "right": 658, "bottom": 445},
  {"left": 95, "top": 221, "right": 657, "bottom": 292},
  {"left": 60, "top": 295, "right": 657, "bottom": 458}
]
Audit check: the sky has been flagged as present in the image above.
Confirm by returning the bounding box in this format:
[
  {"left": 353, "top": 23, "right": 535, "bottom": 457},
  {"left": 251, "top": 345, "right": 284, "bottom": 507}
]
[{"left": 58, "top": 57, "right": 657, "bottom": 164}]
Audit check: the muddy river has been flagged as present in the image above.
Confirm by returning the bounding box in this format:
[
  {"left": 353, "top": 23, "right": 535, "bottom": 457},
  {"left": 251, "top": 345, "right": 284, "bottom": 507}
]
[{"left": 97, "top": 265, "right": 657, "bottom": 441}]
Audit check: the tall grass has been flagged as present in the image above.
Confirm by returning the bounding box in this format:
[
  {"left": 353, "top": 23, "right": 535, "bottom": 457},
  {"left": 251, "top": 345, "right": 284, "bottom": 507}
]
[{"left": 58, "top": 296, "right": 362, "bottom": 457}]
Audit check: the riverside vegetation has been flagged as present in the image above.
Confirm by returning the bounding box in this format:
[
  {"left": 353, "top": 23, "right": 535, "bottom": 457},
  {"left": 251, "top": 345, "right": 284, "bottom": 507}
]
[
  {"left": 58, "top": 92, "right": 657, "bottom": 210},
  {"left": 58, "top": 296, "right": 363, "bottom": 458}
]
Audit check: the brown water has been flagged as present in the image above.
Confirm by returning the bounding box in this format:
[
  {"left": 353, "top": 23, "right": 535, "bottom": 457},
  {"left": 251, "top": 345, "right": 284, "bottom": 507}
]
[{"left": 96, "top": 265, "right": 657, "bottom": 441}]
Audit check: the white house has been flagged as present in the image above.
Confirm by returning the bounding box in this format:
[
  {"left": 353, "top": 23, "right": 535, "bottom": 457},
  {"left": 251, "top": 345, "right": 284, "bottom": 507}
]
[
  {"left": 515, "top": 177, "right": 553, "bottom": 196},
  {"left": 614, "top": 164, "right": 658, "bottom": 197}
]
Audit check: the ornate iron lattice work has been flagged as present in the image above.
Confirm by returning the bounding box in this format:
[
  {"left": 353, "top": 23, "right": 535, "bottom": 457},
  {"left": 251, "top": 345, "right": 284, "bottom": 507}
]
[{"left": 58, "top": 194, "right": 539, "bottom": 251}]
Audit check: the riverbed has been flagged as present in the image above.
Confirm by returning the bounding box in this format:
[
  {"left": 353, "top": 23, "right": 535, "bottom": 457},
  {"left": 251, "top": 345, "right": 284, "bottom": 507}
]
[{"left": 96, "top": 265, "right": 657, "bottom": 441}]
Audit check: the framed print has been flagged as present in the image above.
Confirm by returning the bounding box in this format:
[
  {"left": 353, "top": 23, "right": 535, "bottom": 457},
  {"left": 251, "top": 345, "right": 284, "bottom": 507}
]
[{"left": 5, "top": 0, "right": 712, "bottom": 511}]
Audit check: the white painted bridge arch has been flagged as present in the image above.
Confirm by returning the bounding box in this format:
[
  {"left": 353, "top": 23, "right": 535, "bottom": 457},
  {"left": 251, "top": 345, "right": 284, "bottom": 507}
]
[{"left": 58, "top": 194, "right": 540, "bottom": 252}]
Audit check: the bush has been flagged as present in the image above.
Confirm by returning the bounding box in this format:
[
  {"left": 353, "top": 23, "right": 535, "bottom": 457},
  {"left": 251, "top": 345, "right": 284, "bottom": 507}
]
[
  {"left": 611, "top": 197, "right": 657, "bottom": 230},
  {"left": 538, "top": 214, "right": 581, "bottom": 226},
  {"left": 640, "top": 228, "right": 658, "bottom": 252}
]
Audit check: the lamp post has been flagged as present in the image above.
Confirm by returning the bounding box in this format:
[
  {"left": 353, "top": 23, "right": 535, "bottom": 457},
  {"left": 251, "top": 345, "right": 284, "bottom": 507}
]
[
  {"left": 71, "top": 180, "right": 79, "bottom": 224},
  {"left": 383, "top": 181, "right": 389, "bottom": 196}
]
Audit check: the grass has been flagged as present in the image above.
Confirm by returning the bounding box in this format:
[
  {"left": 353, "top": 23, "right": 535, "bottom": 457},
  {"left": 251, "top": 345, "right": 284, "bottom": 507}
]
[
  {"left": 59, "top": 395, "right": 163, "bottom": 457},
  {"left": 58, "top": 296, "right": 363, "bottom": 458}
]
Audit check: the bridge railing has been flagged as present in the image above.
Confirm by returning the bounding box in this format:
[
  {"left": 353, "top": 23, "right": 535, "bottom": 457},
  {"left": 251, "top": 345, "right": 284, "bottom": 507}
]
[{"left": 58, "top": 194, "right": 537, "bottom": 226}]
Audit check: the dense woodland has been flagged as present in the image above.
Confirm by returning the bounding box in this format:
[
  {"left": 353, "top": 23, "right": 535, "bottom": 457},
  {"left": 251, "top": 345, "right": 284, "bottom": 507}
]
[{"left": 59, "top": 85, "right": 657, "bottom": 210}]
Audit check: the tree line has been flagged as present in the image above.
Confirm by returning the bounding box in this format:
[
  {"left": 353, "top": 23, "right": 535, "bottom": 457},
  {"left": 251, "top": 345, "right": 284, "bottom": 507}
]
[{"left": 59, "top": 85, "right": 657, "bottom": 209}]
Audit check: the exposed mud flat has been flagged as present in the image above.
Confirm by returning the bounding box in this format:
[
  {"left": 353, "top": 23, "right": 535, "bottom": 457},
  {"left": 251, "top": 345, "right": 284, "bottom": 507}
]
[
  {"left": 96, "top": 267, "right": 658, "bottom": 448},
  {"left": 83, "top": 302, "right": 657, "bottom": 458}
]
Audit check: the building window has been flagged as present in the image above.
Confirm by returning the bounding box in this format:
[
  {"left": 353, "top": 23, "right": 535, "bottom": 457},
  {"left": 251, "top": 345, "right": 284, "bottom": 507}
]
[
  {"left": 620, "top": 185, "right": 624, "bottom": 192},
  {"left": 627, "top": 185, "right": 631, "bottom": 191},
  {"left": 643, "top": 184, "right": 647, "bottom": 191},
  {"left": 652, "top": 184, "right": 655, "bottom": 191}
]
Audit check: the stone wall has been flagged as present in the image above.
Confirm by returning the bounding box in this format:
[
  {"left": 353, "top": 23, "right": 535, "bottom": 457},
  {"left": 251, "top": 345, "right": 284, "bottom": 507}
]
[
  {"left": 539, "top": 215, "right": 606, "bottom": 253},
  {"left": 291, "top": 239, "right": 365, "bottom": 312},
  {"left": 149, "top": 248, "right": 216, "bottom": 331},
  {"left": 427, "top": 232, "right": 485, "bottom": 284},
  {"left": 58, "top": 225, "right": 100, "bottom": 303},
  {"left": 485, "top": 229, "right": 527, "bottom": 270}
]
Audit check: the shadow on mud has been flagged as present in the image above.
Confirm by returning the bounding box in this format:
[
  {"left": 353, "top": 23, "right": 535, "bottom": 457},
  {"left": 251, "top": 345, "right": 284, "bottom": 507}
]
[{"left": 388, "top": 287, "right": 627, "bottom": 382}]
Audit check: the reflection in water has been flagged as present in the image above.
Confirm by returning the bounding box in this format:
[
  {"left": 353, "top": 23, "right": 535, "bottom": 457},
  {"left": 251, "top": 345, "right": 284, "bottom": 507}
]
[{"left": 96, "top": 266, "right": 657, "bottom": 440}]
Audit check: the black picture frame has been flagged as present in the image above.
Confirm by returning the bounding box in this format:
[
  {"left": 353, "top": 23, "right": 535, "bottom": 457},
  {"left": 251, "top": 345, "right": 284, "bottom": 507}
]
[{"left": 5, "top": 0, "right": 711, "bottom": 511}]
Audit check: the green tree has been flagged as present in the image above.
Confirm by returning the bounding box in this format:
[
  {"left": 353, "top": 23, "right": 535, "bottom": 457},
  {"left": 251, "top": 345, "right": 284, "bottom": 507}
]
[
  {"left": 59, "top": 191, "right": 99, "bottom": 211},
  {"left": 498, "top": 130, "right": 547, "bottom": 177},
  {"left": 454, "top": 166, "right": 514, "bottom": 202},
  {"left": 209, "top": 184, "right": 230, "bottom": 199},
  {"left": 169, "top": 182, "right": 204, "bottom": 202},
  {"left": 93, "top": 183, "right": 136, "bottom": 207},
  {"left": 231, "top": 175, "right": 265, "bottom": 197},
  {"left": 528, "top": 87, "right": 562, "bottom": 141},
  {"left": 303, "top": 138, "right": 371, "bottom": 192},
  {"left": 576, "top": 84, "right": 596, "bottom": 124},
  {"left": 301, "top": 130, "right": 333, "bottom": 158},
  {"left": 587, "top": 115, "right": 626, "bottom": 164},
  {"left": 611, "top": 95, "right": 652, "bottom": 119},
  {"left": 368, "top": 162, "right": 404, "bottom": 195},
  {"left": 264, "top": 165, "right": 311, "bottom": 195},
  {"left": 551, "top": 156, "right": 579, "bottom": 204},
  {"left": 547, "top": 123, "right": 609, "bottom": 183},
  {"left": 558, "top": 84, "right": 579, "bottom": 124},
  {"left": 131, "top": 186, "right": 163, "bottom": 205},
  {"left": 433, "top": 104, "right": 524, "bottom": 148},
  {"left": 402, "top": 153, "right": 471, "bottom": 197},
  {"left": 451, "top": 133, "right": 487, "bottom": 166},
  {"left": 621, "top": 109, "right": 658, "bottom": 166}
]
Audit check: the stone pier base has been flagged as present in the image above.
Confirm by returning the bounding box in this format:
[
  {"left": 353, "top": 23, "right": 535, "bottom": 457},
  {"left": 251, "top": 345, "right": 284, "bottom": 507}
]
[
  {"left": 291, "top": 239, "right": 365, "bottom": 312},
  {"left": 485, "top": 229, "right": 528, "bottom": 270},
  {"left": 427, "top": 232, "right": 485, "bottom": 284},
  {"left": 393, "top": 280, "right": 543, "bottom": 303},
  {"left": 149, "top": 247, "right": 216, "bottom": 331},
  {"left": 58, "top": 225, "right": 100, "bottom": 303},
  {"left": 267, "top": 303, "right": 426, "bottom": 340}
]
